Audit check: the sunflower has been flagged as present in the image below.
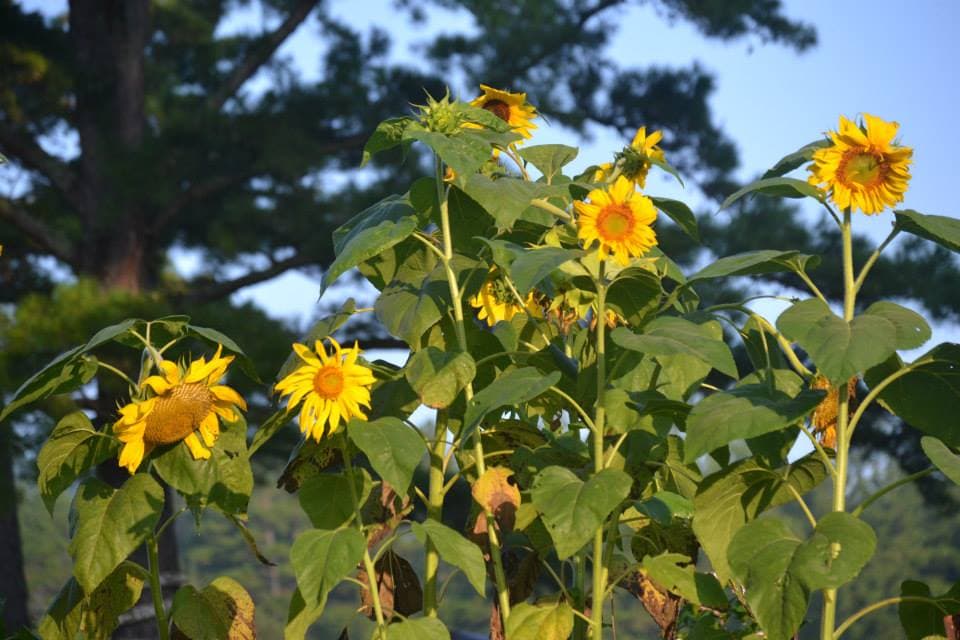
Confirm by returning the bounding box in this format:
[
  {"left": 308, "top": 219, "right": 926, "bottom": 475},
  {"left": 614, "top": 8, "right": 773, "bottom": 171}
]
[
  {"left": 469, "top": 271, "right": 543, "bottom": 327},
  {"left": 113, "top": 346, "right": 247, "bottom": 473},
  {"left": 809, "top": 375, "right": 857, "bottom": 449},
  {"left": 575, "top": 175, "right": 658, "bottom": 266},
  {"left": 594, "top": 126, "right": 666, "bottom": 188},
  {"left": 275, "top": 338, "right": 376, "bottom": 442},
  {"left": 470, "top": 84, "right": 538, "bottom": 141},
  {"left": 808, "top": 114, "right": 913, "bottom": 215}
]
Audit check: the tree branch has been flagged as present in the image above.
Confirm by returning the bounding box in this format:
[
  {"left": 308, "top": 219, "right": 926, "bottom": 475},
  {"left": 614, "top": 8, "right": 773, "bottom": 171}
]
[
  {"left": 0, "top": 122, "right": 84, "bottom": 211},
  {"left": 174, "top": 252, "right": 315, "bottom": 304},
  {"left": 0, "top": 198, "right": 76, "bottom": 265},
  {"left": 149, "top": 174, "right": 250, "bottom": 235},
  {"left": 208, "top": 0, "right": 321, "bottom": 111}
]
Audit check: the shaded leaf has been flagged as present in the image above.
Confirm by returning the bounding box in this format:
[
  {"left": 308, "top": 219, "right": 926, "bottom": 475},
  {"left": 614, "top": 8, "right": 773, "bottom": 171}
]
[
  {"left": 650, "top": 196, "right": 699, "bottom": 242},
  {"left": 37, "top": 411, "right": 118, "bottom": 514},
  {"left": 348, "top": 418, "right": 425, "bottom": 494},
  {"left": 411, "top": 519, "right": 487, "bottom": 596},
  {"left": 721, "top": 176, "right": 824, "bottom": 210},
  {"left": 519, "top": 144, "right": 579, "bottom": 181},
  {"left": 761, "top": 139, "right": 831, "bottom": 179},
  {"left": 290, "top": 528, "right": 365, "bottom": 608},
  {"left": 404, "top": 348, "right": 476, "bottom": 409},
  {"left": 922, "top": 437, "right": 960, "bottom": 485},
  {"left": 504, "top": 601, "right": 574, "bottom": 640},
  {"left": 689, "top": 249, "right": 819, "bottom": 282},
  {"left": 463, "top": 368, "right": 561, "bottom": 439},
  {"left": 895, "top": 208, "right": 960, "bottom": 254},
  {"left": 612, "top": 317, "right": 738, "bottom": 379}
]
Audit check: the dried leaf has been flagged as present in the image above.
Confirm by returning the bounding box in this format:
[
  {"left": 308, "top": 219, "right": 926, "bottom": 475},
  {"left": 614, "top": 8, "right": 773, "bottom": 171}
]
[{"left": 472, "top": 467, "right": 521, "bottom": 532}]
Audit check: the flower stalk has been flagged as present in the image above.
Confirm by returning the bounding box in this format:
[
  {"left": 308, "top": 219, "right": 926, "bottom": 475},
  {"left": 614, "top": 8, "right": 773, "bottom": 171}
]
[
  {"left": 591, "top": 263, "right": 609, "bottom": 640},
  {"left": 147, "top": 533, "right": 170, "bottom": 640}
]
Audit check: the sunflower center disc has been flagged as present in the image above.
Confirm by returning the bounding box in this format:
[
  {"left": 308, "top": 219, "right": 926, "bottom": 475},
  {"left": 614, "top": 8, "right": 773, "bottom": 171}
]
[
  {"left": 840, "top": 151, "right": 885, "bottom": 187},
  {"left": 597, "top": 204, "right": 635, "bottom": 241},
  {"left": 314, "top": 365, "right": 345, "bottom": 399},
  {"left": 482, "top": 99, "right": 511, "bottom": 122},
  {"left": 144, "top": 382, "right": 214, "bottom": 444}
]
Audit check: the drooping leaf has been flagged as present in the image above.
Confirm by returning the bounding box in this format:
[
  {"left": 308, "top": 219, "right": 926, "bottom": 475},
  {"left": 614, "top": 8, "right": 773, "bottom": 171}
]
[
  {"left": 290, "top": 528, "right": 366, "bottom": 609},
  {"left": 864, "top": 301, "right": 931, "bottom": 350},
  {"left": 410, "top": 520, "right": 487, "bottom": 596},
  {"left": 508, "top": 246, "right": 582, "bottom": 295},
  {"left": 171, "top": 577, "right": 256, "bottom": 640},
  {"left": 461, "top": 174, "right": 568, "bottom": 230},
  {"left": 36, "top": 411, "right": 118, "bottom": 514},
  {"left": 761, "top": 139, "right": 831, "bottom": 179},
  {"left": 361, "top": 117, "right": 414, "bottom": 166},
  {"left": 720, "top": 176, "right": 824, "bottom": 210},
  {"left": 518, "top": 144, "right": 579, "bottom": 182},
  {"left": 898, "top": 580, "right": 960, "bottom": 640},
  {"left": 0, "top": 349, "right": 97, "bottom": 423},
  {"left": 299, "top": 470, "right": 372, "bottom": 529},
  {"left": 404, "top": 348, "right": 476, "bottom": 409},
  {"left": 504, "top": 601, "right": 575, "bottom": 640},
  {"left": 68, "top": 475, "right": 164, "bottom": 593},
  {"left": 348, "top": 418, "right": 425, "bottom": 494},
  {"left": 650, "top": 196, "right": 700, "bottom": 242},
  {"left": 612, "top": 316, "right": 738, "bottom": 379},
  {"left": 641, "top": 552, "right": 727, "bottom": 609},
  {"left": 531, "top": 466, "right": 632, "bottom": 559},
  {"left": 404, "top": 127, "right": 492, "bottom": 177},
  {"left": 462, "top": 368, "right": 561, "bottom": 439},
  {"left": 895, "top": 208, "right": 960, "bottom": 254},
  {"left": 689, "top": 249, "right": 819, "bottom": 282},
  {"left": 922, "top": 437, "right": 960, "bottom": 485}
]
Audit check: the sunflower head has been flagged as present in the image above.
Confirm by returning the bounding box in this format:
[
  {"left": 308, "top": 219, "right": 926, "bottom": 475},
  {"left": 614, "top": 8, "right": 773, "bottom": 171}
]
[
  {"left": 594, "top": 126, "right": 666, "bottom": 188},
  {"left": 469, "top": 84, "right": 538, "bottom": 141},
  {"left": 574, "top": 176, "right": 658, "bottom": 266},
  {"left": 416, "top": 91, "right": 464, "bottom": 134},
  {"left": 275, "top": 337, "right": 376, "bottom": 442},
  {"left": 808, "top": 114, "right": 913, "bottom": 215},
  {"left": 113, "top": 345, "right": 247, "bottom": 473},
  {"left": 810, "top": 374, "right": 857, "bottom": 449},
  {"left": 469, "top": 270, "right": 543, "bottom": 327}
]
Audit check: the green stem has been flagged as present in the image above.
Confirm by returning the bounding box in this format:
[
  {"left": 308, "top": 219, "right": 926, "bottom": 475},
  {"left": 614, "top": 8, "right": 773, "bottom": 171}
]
[
  {"left": 834, "top": 596, "right": 948, "bottom": 639},
  {"left": 853, "top": 226, "right": 900, "bottom": 294},
  {"left": 591, "top": 266, "right": 608, "bottom": 640},
  {"left": 573, "top": 552, "right": 588, "bottom": 640},
  {"left": 796, "top": 270, "right": 829, "bottom": 304},
  {"left": 436, "top": 161, "right": 512, "bottom": 626},
  {"left": 423, "top": 413, "right": 448, "bottom": 617},
  {"left": 147, "top": 534, "right": 170, "bottom": 640},
  {"left": 851, "top": 468, "right": 935, "bottom": 518},
  {"left": 530, "top": 198, "right": 573, "bottom": 222},
  {"left": 822, "top": 210, "right": 857, "bottom": 640},
  {"left": 343, "top": 448, "right": 386, "bottom": 634},
  {"left": 96, "top": 361, "right": 138, "bottom": 388}
]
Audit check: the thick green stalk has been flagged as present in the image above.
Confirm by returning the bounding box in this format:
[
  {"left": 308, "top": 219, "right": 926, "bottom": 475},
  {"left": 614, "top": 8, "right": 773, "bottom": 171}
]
[
  {"left": 822, "top": 211, "right": 856, "bottom": 640},
  {"left": 423, "top": 413, "right": 448, "bottom": 616},
  {"left": 344, "top": 450, "right": 387, "bottom": 634},
  {"left": 436, "top": 174, "right": 512, "bottom": 625},
  {"left": 573, "top": 552, "right": 588, "bottom": 640},
  {"left": 591, "top": 270, "right": 608, "bottom": 640},
  {"left": 147, "top": 534, "right": 170, "bottom": 640}
]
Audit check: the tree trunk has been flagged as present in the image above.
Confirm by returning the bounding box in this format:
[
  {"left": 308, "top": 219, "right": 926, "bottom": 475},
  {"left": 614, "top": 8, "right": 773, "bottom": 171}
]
[{"left": 0, "top": 424, "right": 30, "bottom": 634}]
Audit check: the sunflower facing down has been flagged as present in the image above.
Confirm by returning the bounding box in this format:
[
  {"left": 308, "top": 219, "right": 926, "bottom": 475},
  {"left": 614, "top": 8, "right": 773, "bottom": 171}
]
[
  {"left": 275, "top": 338, "right": 376, "bottom": 442},
  {"left": 470, "top": 84, "right": 538, "bottom": 141},
  {"left": 469, "top": 271, "right": 543, "bottom": 327},
  {"left": 575, "top": 175, "right": 658, "bottom": 266},
  {"left": 594, "top": 126, "right": 666, "bottom": 188},
  {"left": 113, "top": 346, "right": 247, "bottom": 473},
  {"left": 808, "top": 114, "right": 913, "bottom": 215}
]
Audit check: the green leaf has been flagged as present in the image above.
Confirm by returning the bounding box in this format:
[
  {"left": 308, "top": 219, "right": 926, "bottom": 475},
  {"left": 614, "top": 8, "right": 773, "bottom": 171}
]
[
  {"left": 152, "top": 418, "right": 253, "bottom": 517},
  {"left": 36, "top": 411, "right": 119, "bottom": 514},
  {"left": 361, "top": 117, "right": 414, "bottom": 166},
  {"left": 0, "top": 347, "right": 97, "bottom": 423},
  {"left": 922, "top": 437, "right": 960, "bottom": 485},
  {"left": 864, "top": 344, "right": 960, "bottom": 447},
  {"left": 612, "top": 317, "right": 738, "bottom": 379},
  {"left": 864, "top": 301, "right": 931, "bottom": 350},
  {"left": 898, "top": 580, "right": 960, "bottom": 640},
  {"left": 183, "top": 323, "right": 259, "bottom": 382},
  {"left": 348, "top": 417, "right": 426, "bottom": 494},
  {"left": 275, "top": 298, "right": 357, "bottom": 381},
  {"left": 689, "top": 249, "right": 819, "bottom": 282},
  {"left": 405, "top": 128, "right": 492, "bottom": 177},
  {"left": 650, "top": 196, "right": 700, "bottom": 242},
  {"left": 461, "top": 174, "right": 568, "bottom": 230},
  {"left": 299, "top": 470, "right": 372, "bottom": 529},
  {"left": 692, "top": 455, "right": 828, "bottom": 583},
  {"left": 518, "top": 144, "right": 579, "bottom": 182},
  {"left": 68, "top": 475, "right": 164, "bottom": 593},
  {"left": 38, "top": 562, "right": 146, "bottom": 640},
  {"left": 404, "top": 348, "right": 476, "bottom": 409},
  {"left": 462, "top": 368, "right": 561, "bottom": 439},
  {"left": 684, "top": 384, "right": 824, "bottom": 462},
  {"left": 171, "top": 577, "right": 256, "bottom": 640},
  {"left": 531, "top": 466, "right": 632, "bottom": 559},
  {"left": 248, "top": 408, "right": 294, "bottom": 456},
  {"left": 385, "top": 617, "right": 452, "bottom": 640},
  {"left": 290, "top": 528, "right": 365, "bottom": 608},
  {"left": 410, "top": 520, "right": 487, "bottom": 596},
  {"left": 720, "top": 176, "right": 824, "bottom": 210},
  {"left": 761, "top": 139, "right": 831, "bottom": 179},
  {"left": 895, "top": 208, "right": 960, "bottom": 253},
  {"left": 505, "top": 601, "right": 575, "bottom": 640},
  {"left": 777, "top": 298, "right": 898, "bottom": 384},
  {"left": 649, "top": 156, "right": 685, "bottom": 187},
  {"left": 641, "top": 552, "right": 727, "bottom": 609},
  {"left": 636, "top": 491, "right": 694, "bottom": 524},
  {"left": 509, "top": 246, "right": 583, "bottom": 295},
  {"left": 285, "top": 587, "right": 323, "bottom": 640},
  {"left": 323, "top": 196, "right": 419, "bottom": 294},
  {"left": 172, "top": 585, "right": 229, "bottom": 640},
  {"left": 728, "top": 514, "right": 876, "bottom": 640}
]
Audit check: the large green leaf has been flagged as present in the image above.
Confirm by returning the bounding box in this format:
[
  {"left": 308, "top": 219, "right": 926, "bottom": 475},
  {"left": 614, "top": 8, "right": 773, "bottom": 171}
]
[
  {"left": 777, "top": 298, "right": 898, "bottom": 384},
  {"left": 684, "top": 383, "right": 824, "bottom": 462},
  {"left": 895, "top": 208, "right": 960, "bottom": 253},
  {"left": 612, "top": 316, "right": 738, "bottom": 379},
  {"left": 728, "top": 514, "right": 876, "bottom": 640},
  {"left": 864, "top": 301, "right": 931, "bottom": 350},
  {"left": 322, "top": 195, "right": 419, "bottom": 294},
  {"left": 290, "top": 528, "right": 365, "bottom": 608},
  {"left": 650, "top": 196, "right": 700, "bottom": 242},
  {"left": 152, "top": 418, "right": 253, "bottom": 517},
  {"left": 404, "top": 127, "right": 492, "bottom": 177},
  {"left": 692, "top": 455, "right": 829, "bottom": 583},
  {"left": 284, "top": 587, "right": 323, "bottom": 640},
  {"left": 36, "top": 411, "right": 118, "bottom": 514},
  {"left": 922, "top": 437, "right": 960, "bottom": 485},
  {"left": 171, "top": 576, "right": 256, "bottom": 640},
  {"left": 38, "top": 562, "right": 146, "bottom": 640},
  {"left": 641, "top": 552, "right": 727, "bottom": 609},
  {"left": 461, "top": 174, "right": 568, "bottom": 230},
  {"left": 531, "top": 466, "right": 632, "bottom": 559},
  {"left": 504, "top": 601, "right": 575, "bottom": 640},
  {"left": 689, "top": 249, "right": 819, "bottom": 282},
  {"left": 410, "top": 520, "right": 487, "bottom": 596},
  {"left": 462, "top": 368, "right": 561, "bottom": 439},
  {"left": 761, "top": 139, "right": 831, "bottom": 179},
  {"left": 348, "top": 418, "right": 425, "bottom": 494},
  {"left": 361, "top": 117, "right": 414, "bottom": 166},
  {"left": 0, "top": 348, "right": 97, "bottom": 423},
  {"left": 720, "top": 176, "right": 824, "bottom": 210},
  {"left": 898, "top": 580, "right": 960, "bottom": 640},
  {"left": 864, "top": 344, "right": 960, "bottom": 447},
  {"left": 509, "top": 246, "right": 582, "bottom": 295},
  {"left": 404, "top": 348, "right": 476, "bottom": 409},
  {"left": 519, "top": 144, "right": 579, "bottom": 182},
  {"left": 298, "top": 470, "right": 372, "bottom": 529},
  {"left": 68, "top": 475, "right": 164, "bottom": 593},
  {"left": 385, "top": 617, "right": 452, "bottom": 640}
]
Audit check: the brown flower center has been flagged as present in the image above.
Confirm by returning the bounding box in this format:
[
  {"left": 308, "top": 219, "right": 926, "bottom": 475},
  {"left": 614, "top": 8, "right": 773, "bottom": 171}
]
[
  {"left": 313, "top": 365, "right": 345, "bottom": 399},
  {"left": 837, "top": 150, "right": 888, "bottom": 188},
  {"left": 596, "top": 203, "right": 635, "bottom": 241},
  {"left": 482, "top": 99, "right": 511, "bottom": 122},
  {"left": 143, "top": 383, "right": 214, "bottom": 445}
]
